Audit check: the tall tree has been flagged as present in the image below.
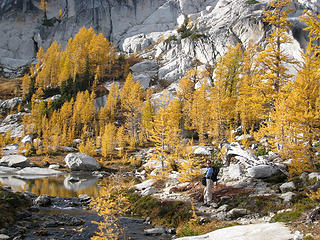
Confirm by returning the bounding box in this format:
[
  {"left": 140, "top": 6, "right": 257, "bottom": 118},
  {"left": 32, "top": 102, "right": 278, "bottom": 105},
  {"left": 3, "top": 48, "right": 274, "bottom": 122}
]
[
  {"left": 256, "top": 0, "right": 296, "bottom": 110},
  {"left": 209, "top": 44, "right": 242, "bottom": 142}
]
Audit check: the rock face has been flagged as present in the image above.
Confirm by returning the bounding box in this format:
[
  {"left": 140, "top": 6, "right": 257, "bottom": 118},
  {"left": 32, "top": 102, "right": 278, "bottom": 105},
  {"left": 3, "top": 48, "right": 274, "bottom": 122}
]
[
  {"left": 64, "top": 153, "right": 101, "bottom": 171},
  {"left": 0, "top": 0, "right": 317, "bottom": 80}
]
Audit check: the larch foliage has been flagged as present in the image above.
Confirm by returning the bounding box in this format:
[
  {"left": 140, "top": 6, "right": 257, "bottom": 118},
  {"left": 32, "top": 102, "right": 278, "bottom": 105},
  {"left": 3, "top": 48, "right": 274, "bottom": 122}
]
[
  {"left": 237, "top": 41, "right": 266, "bottom": 132},
  {"left": 101, "top": 123, "right": 117, "bottom": 157},
  {"left": 165, "top": 99, "right": 182, "bottom": 150},
  {"left": 177, "top": 69, "right": 198, "bottom": 129},
  {"left": 120, "top": 73, "right": 143, "bottom": 143},
  {"left": 191, "top": 80, "right": 210, "bottom": 144},
  {"left": 257, "top": 0, "right": 296, "bottom": 110},
  {"left": 209, "top": 44, "right": 242, "bottom": 142}
]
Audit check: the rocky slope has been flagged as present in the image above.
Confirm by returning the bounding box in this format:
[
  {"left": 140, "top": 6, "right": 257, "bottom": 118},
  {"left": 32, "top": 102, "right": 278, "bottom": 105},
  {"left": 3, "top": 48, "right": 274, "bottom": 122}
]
[{"left": 0, "top": 0, "right": 319, "bottom": 80}]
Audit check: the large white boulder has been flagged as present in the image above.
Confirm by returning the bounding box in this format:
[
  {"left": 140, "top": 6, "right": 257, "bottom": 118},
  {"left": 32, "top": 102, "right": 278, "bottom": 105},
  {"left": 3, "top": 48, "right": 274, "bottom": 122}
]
[
  {"left": 280, "top": 181, "right": 296, "bottom": 193},
  {"left": 64, "top": 153, "right": 101, "bottom": 171},
  {"left": 134, "top": 179, "right": 156, "bottom": 191},
  {"left": 0, "top": 155, "right": 30, "bottom": 168},
  {"left": 247, "top": 165, "right": 281, "bottom": 179},
  {"left": 193, "top": 146, "right": 212, "bottom": 155},
  {"left": 175, "top": 222, "right": 294, "bottom": 240}
]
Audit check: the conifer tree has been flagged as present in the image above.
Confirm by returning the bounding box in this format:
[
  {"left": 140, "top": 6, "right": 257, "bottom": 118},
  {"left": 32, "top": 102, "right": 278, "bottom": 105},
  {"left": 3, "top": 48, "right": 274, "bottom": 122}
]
[
  {"left": 102, "top": 123, "right": 117, "bottom": 157},
  {"left": 237, "top": 42, "right": 266, "bottom": 132},
  {"left": 257, "top": 0, "right": 296, "bottom": 110},
  {"left": 177, "top": 69, "right": 197, "bottom": 129},
  {"left": 141, "top": 99, "right": 155, "bottom": 139},
  {"left": 191, "top": 81, "right": 210, "bottom": 144},
  {"left": 209, "top": 44, "right": 242, "bottom": 142},
  {"left": 120, "top": 73, "right": 143, "bottom": 144}
]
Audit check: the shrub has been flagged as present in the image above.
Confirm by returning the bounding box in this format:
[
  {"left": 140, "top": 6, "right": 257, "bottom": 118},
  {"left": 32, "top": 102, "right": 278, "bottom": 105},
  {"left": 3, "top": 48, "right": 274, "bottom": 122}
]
[
  {"left": 245, "top": 0, "right": 259, "bottom": 4},
  {"left": 164, "top": 35, "right": 177, "bottom": 44}
]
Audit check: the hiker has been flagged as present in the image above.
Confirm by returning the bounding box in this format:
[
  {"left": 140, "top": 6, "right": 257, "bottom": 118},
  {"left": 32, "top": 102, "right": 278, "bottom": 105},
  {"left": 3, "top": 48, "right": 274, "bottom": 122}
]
[{"left": 203, "top": 160, "right": 217, "bottom": 207}]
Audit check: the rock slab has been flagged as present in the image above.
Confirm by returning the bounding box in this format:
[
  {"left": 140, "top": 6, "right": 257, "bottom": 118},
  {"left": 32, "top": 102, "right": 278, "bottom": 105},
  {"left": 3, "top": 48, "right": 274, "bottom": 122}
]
[
  {"left": 65, "top": 153, "right": 101, "bottom": 171},
  {"left": 176, "top": 223, "right": 294, "bottom": 240}
]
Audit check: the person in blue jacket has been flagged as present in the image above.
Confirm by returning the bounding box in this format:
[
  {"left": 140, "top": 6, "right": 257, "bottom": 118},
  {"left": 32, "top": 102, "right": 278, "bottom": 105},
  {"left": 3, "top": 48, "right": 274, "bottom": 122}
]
[{"left": 203, "top": 160, "right": 214, "bottom": 207}]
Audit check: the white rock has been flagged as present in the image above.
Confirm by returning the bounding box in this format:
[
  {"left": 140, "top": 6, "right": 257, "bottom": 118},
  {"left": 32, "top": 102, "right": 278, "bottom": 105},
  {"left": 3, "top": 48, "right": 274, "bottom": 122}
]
[
  {"left": 61, "top": 146, "right": 77, "bottom": 152},
  {"left": 247, "top": 165, "right": 280, "bottom": 179},
  {"left": 0, "top": 97, "right": 22, "bottom": 109},
  {"left": 3, "top": 143, "right": 19, "bottom": 151},
  {"left": 280, "top": 192, "right": 299, "bottom": 203},
  {"left": 0, "top": 234, "right": 10, "bottom": 240},
  {"left": 134, "top": 179, "right": 156, "bottom": 191},
  {"left": 64, "top": 153, "right": 101, "bottom": 171},
  {"left": 280, "top": 182, "right": 296, "bottom": 193},
  {"left": 227, "top": 208, "right": 250, "bottom": 219},
  {"left": 194, "top": 146, "right": 211, "bottom": 155},
  {"left": 293, "top": 231, "right": 303, "bottom": 240},
  {"left": 144, "top": 227, "right": 166, "bottom": 235},
  {"left": 228, "top": 163, "right": 243, "bottom": 180},
  {"left": 0, "top": 155, "right": 30, "bottom": 168},
  {"left": 72, "top": 139, "right": 82, "bottom": 144},
  {"left": 0, "top": 166, "right": 18, "bottom": 173},
  {"left": 175, "top": 223, "right": 294, "bottom": 240},
  {"left": 141, "top": 186, "right": 157, "bottom": 196},
  {"left": 16, "top": 167, "right": 63, "bottom": 176},
  {"left": 21, "top": 134, "right": 33, "bottom": 145},
  {"left": 308, "top": 172, "right": 320, "bottom": 181},
  {"left": 48, "top": 164, "right": 61, "bottom": 169}
]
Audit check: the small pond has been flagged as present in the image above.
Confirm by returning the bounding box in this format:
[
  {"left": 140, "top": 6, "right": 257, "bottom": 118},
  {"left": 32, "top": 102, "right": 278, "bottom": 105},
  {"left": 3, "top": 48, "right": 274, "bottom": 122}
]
[{"left": 0, "top": 172, "right": 104, "bottom": 197}]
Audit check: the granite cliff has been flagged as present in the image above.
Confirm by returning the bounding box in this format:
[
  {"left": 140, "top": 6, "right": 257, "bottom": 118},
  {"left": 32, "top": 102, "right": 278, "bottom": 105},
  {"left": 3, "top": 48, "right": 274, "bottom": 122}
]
[{"left": 0, "top": 0, "right": 319, "bottom": 80}]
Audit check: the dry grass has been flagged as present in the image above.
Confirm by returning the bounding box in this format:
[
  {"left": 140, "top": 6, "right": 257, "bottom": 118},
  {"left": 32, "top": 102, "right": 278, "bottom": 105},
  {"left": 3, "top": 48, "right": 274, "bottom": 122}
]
[{"left": 0, "top": 77, "right": 21, "bottom": 99}]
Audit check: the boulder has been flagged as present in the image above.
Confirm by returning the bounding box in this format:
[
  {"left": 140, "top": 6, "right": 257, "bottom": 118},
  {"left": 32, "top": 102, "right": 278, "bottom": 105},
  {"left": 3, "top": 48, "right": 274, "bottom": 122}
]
[
  {"left": 141, "top": 186, "right": 157, "bottom": 196},
  {"left": 193, "top": 146, "right": 212, "bottom": 156},
  {"left": 134, "top": 179, "right": 156, "bottom": 191},
  {"left": 34, "top": 195, "right": 51, "bottom": 207},
  {"left": 280, "top": 192, "right": 299, "bottom": 203},
  {"left": 0, "top": 97, "right": 22, "bottom": 109},
  {"left": 64, "top": 153, "right": 101, "bottom": 171},
  {"left": 3, "top": 143, "right": 19, "bottom": 151},
  {"left": 48, "top": 164, "right": 61, "bottom": 169},
  {"left": 294, "top": 231, "right": 303, "bottom": 240},
  {"left": 144, "top": 227, "right": 166, "bottom": 236},
  {"left": 280, "top": 181, "right": 296, "bottom": 193},
  {"left": 227, "top": 208, "right": 250, "bottom": 220},
  {"left": 247, "top": 165, "right": 281, "bottom": 179},
  {"left": 0, "top": 155, "right": 30, "bottom": 168},
  {"left": 308, "top": 172, "right": 320, "bottom": 181},
  {"left": 2, "top": 143, "right": 19, "bottom": 155},
  {"left": 21, "top": 134, "right": 33, "bottom": 145}
]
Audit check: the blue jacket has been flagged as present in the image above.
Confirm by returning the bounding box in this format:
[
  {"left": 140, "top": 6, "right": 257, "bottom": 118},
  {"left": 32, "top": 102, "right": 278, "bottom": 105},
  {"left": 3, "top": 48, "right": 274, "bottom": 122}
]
[{"left": 206, "top": 167, "right": 213, "bottom": 179}]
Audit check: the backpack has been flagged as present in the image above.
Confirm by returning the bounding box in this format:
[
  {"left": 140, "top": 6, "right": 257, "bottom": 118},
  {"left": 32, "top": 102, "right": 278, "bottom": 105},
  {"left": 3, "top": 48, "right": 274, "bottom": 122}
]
[
  {"left": 211, "top": 166, "right": 220, "bottom": 182},
  {"left": 201, "top": 166, "right": 220, "bottom": 186}
]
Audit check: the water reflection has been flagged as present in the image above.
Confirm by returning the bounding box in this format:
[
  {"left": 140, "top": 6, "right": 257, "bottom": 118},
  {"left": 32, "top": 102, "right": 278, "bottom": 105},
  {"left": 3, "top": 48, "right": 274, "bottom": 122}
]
[
  {"left": 64, "top": 172, "right": 99, "bottom": 191},
  {"left": 0, "top": 173, "right": 104, "bottom": 197}
]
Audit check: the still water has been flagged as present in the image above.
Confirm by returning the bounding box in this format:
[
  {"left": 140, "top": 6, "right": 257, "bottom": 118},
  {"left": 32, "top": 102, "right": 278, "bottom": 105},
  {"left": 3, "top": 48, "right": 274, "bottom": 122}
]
[{"left": 0, "top": 172, "right": 103, "bottom": 197}]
